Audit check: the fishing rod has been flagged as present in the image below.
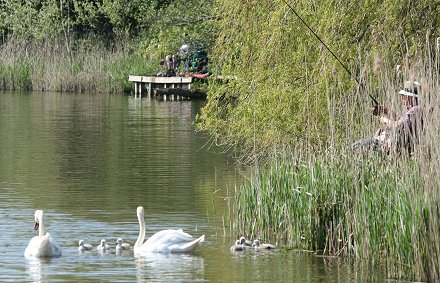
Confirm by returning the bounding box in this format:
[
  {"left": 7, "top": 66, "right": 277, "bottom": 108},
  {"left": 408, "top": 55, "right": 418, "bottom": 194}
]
[{"left": 281, "top": 0, "right": 379, "bottom": 106}]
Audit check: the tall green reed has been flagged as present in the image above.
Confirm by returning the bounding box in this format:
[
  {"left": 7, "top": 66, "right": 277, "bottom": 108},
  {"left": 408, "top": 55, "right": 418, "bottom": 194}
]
[
  {"left": 233, "top": 47, "right": 439, "bottom": 281},
  {"left": 0, "top": 38, "right": 156, "bottom": 94}
]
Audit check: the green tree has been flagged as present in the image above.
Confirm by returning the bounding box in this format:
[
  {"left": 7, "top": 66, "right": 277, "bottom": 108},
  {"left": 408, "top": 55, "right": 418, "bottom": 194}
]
[
  {"left": 0, "top": 0, "right": 215, "bottom": 53},
  {"left": 137, "top": 0, "right": 215, "bottom": 60},
  {"left": 99, "top": 0, "right": 157, "bottom": 39},
  {"left": 197, "top": 0, "right": 439, "bottom": 160}
]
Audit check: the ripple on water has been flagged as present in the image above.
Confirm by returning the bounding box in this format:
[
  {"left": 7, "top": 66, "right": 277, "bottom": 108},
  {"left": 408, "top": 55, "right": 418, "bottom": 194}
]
[{"left": 0, "top": 93, "right": 386, "bottom": 282}]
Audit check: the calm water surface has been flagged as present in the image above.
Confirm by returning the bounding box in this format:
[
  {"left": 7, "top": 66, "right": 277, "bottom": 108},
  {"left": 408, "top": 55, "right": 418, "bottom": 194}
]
[{"left": 0, "top": 91, "right": 384, "bottom": 282}]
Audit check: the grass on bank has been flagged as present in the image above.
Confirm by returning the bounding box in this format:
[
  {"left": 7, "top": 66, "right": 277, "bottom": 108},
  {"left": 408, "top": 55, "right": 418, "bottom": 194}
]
[
  {"left": 0, "top": 39, "right": 157, "bottom": 94},
  {"left": 231, "top": 52, "right": 440, "bottom": 282}
]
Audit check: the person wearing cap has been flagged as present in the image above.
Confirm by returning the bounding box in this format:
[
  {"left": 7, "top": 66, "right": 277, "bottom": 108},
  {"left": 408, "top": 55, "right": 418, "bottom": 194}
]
[
  {"left": 351, "top": 80, "right": 423, "bottom": 154},
  {"left": 374, "top": 80, "right": 423, "bottom": 154}
]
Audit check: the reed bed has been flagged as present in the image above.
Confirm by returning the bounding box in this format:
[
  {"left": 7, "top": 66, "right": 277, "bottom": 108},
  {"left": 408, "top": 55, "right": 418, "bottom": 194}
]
[
  {"left": 232, "top": 51, "right": 440, "bottom": 281},
  {"left": 0, "top": 38, "right": 155, "bottom": 94}
]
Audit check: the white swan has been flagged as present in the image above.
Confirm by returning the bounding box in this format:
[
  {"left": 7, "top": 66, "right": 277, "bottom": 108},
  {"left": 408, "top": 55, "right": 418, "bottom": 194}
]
[
  {"left": 115, "top": 238, "right": 131, "bottom": 252},
  {"left": 24, "top": 210, "right": 62, "bottom": 258},
  {"left": 97, "top": 239, "right": 110, "bottom": 252},
  {"left": 78, "top": 240, "right": 93, "bottom": 252},
  {"left": 134, "top": 206, "right": 205, "bottom": 254}
]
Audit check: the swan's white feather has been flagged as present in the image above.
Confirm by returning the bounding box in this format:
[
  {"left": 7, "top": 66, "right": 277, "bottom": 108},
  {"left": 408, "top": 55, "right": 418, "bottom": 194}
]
[
  {"left": 140, "top": 229, "right": 204, "bottom": 253},
  {"left": 97, "top": 239, "right": 110, "bottom": 252},
  {"left": 78, "top": 240, "right": 93, "bottom": 252},
  {"left": 134, "top": 206, "right": 204, "bottom": 254},
  {"left": 24, "top": 210, "right": 62, "bottom": 258},
  {"left": 115, "top": 238, "right": 131, "bottom": 252}
]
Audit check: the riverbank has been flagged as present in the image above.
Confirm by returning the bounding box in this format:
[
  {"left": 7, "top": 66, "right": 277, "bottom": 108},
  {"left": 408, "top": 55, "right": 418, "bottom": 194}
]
[
  {"left": 231, "top": 59, "right": 440, "bottom": 281},
  {"left": 0, "top": 39, "right": 155, "bottom": 94},
  {"left": 233, "top": 152, "right": 433, "bottom": 280}
]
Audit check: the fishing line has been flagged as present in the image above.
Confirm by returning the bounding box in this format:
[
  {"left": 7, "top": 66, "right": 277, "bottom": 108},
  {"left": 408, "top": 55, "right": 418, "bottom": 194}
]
[{"left": 281, "top": 0, "right": 379, "bottom": 106}]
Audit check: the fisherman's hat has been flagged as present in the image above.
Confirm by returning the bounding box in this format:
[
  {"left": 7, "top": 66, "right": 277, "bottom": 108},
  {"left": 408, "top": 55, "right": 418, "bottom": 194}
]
[{"left": 399, "top": 80, "right": 421, "bottom": 97}]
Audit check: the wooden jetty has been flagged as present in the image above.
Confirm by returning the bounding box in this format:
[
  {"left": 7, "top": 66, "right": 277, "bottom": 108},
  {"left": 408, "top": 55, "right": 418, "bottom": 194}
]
[{"left": 128, "top": 75, "right": 197, "bottom": 100}]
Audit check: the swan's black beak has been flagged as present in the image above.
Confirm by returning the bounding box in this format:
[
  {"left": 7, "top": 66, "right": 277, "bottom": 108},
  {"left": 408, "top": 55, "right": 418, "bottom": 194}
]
[{"left": 34, "top": 222, "right": 39, "bottom": 231}]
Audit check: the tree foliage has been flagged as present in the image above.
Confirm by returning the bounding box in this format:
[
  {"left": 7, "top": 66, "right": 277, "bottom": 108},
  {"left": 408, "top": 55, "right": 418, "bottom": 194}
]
[
  {"left": 1, "top": 0, "right": 438, "bottom": 160},
  {"left": 0, "top": 0, "right": 215, "bottom": 94},
  {"left": 197, "top": 0, "right": 439, "bottom": 160},
  {"left": 0, "top": 0, "right": 214, "bottom": 52},
  {"left": 137, "top": 0, "right": 215, "bottom": 60}
]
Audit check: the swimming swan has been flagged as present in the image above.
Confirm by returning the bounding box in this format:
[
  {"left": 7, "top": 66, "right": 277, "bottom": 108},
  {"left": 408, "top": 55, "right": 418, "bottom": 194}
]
[
  {"left": 24, "top": 210, "right": 62, "bottom": 258},
  {"left": 78, "top": 240, "right": 93, "bottom": 252},
  {"left": 239, "top": 236, "right": 252, "bottom": 247},
  {"left": 230, "top": 239, "right": 245, "bottom": 252},
  {"left": 253, "top": 239, "right": 276, "bottom": 250},
  {"left": 134, "top": 206, "right": 205, "bottom": 254},
  {"left": 97, "top": 239, "right": 110, "bottom": 252},
  {"left": 115, "top": 238, "right": 131, "bottom": 252}
]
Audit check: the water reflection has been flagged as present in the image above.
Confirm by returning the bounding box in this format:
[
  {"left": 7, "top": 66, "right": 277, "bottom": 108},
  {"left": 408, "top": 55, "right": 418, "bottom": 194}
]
[
  {"left": 135, "top": 253, "right": 205, "bottom": 282},
  {"left": 0, "top": 92, "right": 387, "bottom": 282},
  {"left": 25, "top": 258, "right": 52, "bottom": 283}
]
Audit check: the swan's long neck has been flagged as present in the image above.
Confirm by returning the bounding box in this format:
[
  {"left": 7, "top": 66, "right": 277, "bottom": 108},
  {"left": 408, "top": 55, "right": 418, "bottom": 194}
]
[
  {"left": 37, "top": 211, "right": 45, "bottom": 237},
  {"left": 134, "top": 210, "right": 145, "bottom": 248}
]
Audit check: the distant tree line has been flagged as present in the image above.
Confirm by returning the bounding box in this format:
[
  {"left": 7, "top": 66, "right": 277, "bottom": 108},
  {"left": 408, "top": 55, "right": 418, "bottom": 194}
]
[
  {"left": 0, "top": 0, "right": 215, "bottom": 54},
  {"left": 0, "top": 0, "right": 214, "bottom": 93}
]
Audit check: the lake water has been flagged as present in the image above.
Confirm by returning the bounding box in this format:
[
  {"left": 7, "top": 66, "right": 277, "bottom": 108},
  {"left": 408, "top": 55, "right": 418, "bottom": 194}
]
[{"left": 0, "top": 91, "right": 385, "bottom": 282}]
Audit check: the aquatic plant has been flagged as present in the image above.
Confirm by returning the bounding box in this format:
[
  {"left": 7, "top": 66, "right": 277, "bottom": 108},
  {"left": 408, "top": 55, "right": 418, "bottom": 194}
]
[
  {"left": 0, "top": 38, "right": 154, "bottom": 94},
  {"left": 232, "top": 52, "right": 440, "bottom": 281}
]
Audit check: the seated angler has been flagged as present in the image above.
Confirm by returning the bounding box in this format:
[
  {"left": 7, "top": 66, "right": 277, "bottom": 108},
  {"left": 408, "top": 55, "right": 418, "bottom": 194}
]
[{"left": 352, "top": 80, "right": 424, "bottom": 155}]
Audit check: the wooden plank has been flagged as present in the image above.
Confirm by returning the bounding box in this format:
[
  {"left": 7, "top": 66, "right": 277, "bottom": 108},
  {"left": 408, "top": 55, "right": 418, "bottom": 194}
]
[
  {"left": 128, "top": 75, "right": 192, "bottom": 84},
  {"left": 129, "top": 75, "right": 144, "bottom": 82}
]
